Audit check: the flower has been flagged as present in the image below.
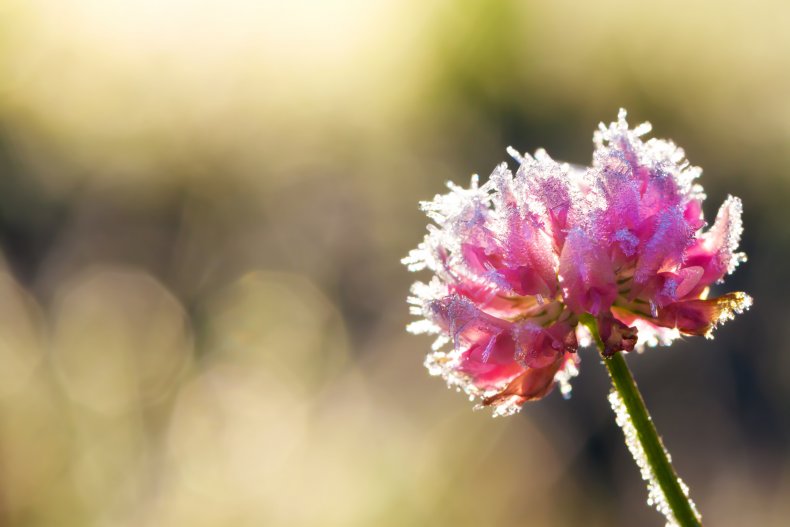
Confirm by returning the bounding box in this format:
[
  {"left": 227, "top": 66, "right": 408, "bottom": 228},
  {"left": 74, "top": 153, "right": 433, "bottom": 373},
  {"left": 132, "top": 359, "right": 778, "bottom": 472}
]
[{"left": 403, "top": 110, "right": 752, "bottom": 416}]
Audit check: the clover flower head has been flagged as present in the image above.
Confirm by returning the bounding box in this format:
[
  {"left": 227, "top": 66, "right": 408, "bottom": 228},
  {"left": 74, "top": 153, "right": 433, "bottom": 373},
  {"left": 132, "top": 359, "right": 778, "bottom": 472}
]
[{"left": 403, "top": 110, "right": 752, "bottom": 416}]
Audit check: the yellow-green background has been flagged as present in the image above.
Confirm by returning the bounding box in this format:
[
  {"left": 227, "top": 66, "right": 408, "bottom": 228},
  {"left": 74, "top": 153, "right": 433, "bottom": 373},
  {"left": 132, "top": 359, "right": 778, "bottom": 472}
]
[{"left": 0, "top": 1, "right": 786, "bottom": 525}]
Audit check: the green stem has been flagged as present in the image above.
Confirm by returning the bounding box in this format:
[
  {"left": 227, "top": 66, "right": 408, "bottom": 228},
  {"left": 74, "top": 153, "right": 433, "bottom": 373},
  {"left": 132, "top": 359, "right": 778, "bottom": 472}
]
[
  {"left": 581, "top": 316, "right": 702, "bottom": 526},
  {"left": 603, "top": 352, "right": 701, "bottom": 526}
]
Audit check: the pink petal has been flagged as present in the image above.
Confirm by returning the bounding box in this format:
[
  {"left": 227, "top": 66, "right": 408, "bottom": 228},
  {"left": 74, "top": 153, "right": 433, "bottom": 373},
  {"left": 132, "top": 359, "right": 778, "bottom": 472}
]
[
  {"left": 458, "top": 334, "right": 523, "bottom": 388},
  {"left": 685, "top": 196, "right": 744, "bottom": 286},
  {"left": 498, "top": 209, "right": 558, "bottom": 296},
  {"left": 654, "top": 292, "right": 752, "bottom": 336},
  {"left": 481, "top": 353, "right": 568, "bottom": 407},
  {"left": 513, "top": 320, "right": 577, "bottom": 369},
  {"left": 655, "top": 265, "right": 704, "bottom": 306},
  {"left": 683, "top": 198, "right": 706, "bottom": 232},
  {"left": 559, "top": 228, "right": 617, "bottom": 315},
  {"left": 634, "top": 208, "right": 691, "bottom": 283},
  {"left": 519, "top": 150, "right": 575, "bottom": 247},
  {"left": 427, "top": 295, "right": 509, "bottom": 345}
]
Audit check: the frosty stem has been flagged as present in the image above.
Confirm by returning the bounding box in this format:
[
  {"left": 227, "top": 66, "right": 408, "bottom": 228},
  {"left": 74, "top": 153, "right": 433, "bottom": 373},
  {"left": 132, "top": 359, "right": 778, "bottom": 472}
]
[
  {"left": 580, "top": 313, "right": 701, "bottom": 526},
  {"left": 601, "top": 351, "right": 702, "bottom": 527}
]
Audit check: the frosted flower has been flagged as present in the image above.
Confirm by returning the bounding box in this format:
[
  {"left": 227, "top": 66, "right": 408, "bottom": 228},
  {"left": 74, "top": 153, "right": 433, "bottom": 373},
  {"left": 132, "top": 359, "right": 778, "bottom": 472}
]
[{"left": 404, "top": 110, "right": 751, "bottom": 416}]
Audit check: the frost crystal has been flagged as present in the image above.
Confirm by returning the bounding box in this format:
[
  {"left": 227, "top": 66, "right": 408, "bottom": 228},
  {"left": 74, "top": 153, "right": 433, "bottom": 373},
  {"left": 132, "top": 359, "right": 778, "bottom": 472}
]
[
  {"left": 608, "top": 390, "right": 701, "bottom": 527},
  {"left": 403, "top": 109, "right": 752, "bottom": 415}
]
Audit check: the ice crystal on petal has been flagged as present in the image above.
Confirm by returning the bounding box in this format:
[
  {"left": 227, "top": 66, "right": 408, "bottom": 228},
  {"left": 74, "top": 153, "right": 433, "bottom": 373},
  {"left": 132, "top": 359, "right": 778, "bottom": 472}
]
[
  {"left": 404, "top": 110, "right": 751, "bottom": 415},
  {"left": 554, "top": 354, "right": 580, "bottom": 399},
  {"left": 705, "top": 195, "right": 747, "bottom": 278},
  {"left": 628, "top": 317, "right": 681, "bottom": 351},
  {"left": 703, "top": 291, "right": 753, "bottom": 338}
]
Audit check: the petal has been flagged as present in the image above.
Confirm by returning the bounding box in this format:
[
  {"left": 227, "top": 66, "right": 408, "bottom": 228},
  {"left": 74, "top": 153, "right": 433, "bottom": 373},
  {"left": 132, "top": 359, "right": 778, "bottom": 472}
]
[
  {"left": 426, "top": 295, "right": 509, "bottom": 342},
  {"left": 685, "top": 196, "right": 745, "bottom": 286},
  {"left": 461, "top": 234, "right": 555, "bottom": 298},
  {"left": 654, "top": 292, "right": 752, "bottom": 337},
  {"left": 655, "top": 265, "right": 704, "bottom": 306},
  {"left": 513, "top": 320, "right": 577, "bottom": 369},
  {"left": 447, "top": 279, "right": 532, "bottom": 319},
  {"left": 459, "top": 319, "right": 578, "bottom": 388},
  {"left": 593, "top": 109, "right": 702, "bottom": 207},
  {"left": 673, "top": 266, "right": 704, "bottom": 299},
  {"left": 481, "top": 353, "right": 566, "bottom": 407},
  {"left": 498, "top": 265, "right": 553, "bottom": 298},
  {"left": 499, "top": 210, "right": 558, "bottom": 296},
  {"left": 460, "top": 243, "right": 498, "bottom": 276},
  {"left": 519, "top": 150, "right": 576, "bottom": 247},
  {"left": 683, "top": 198, "right": 706, "bottom": 232},
  {"left": 594, "top": 151, "right": 643, "bottom": 235},
  {"left": 634, "top": 208, "right": 691, "bottom": 283},
  {"left": 458, "top": 334, "right": 523, "bottom": 388},
  {"left": 559, "top": 228, "right": 617, "bottom": 315}
]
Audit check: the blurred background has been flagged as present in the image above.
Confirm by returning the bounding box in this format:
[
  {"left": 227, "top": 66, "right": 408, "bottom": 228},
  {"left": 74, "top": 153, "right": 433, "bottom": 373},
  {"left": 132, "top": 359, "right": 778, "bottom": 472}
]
[{"left": 0, "top": 0, "right": 787, "bottom": 525}]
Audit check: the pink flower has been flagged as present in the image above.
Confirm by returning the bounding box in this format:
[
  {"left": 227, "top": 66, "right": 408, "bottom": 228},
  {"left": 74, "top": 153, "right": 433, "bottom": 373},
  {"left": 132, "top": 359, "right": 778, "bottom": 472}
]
[{"left": 404, "top": 110, "right": 751, "bottom": 416}]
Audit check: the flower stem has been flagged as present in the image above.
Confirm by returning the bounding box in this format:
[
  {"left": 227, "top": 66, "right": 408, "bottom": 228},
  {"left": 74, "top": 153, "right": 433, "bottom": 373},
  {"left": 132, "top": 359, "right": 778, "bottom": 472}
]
[
  {"left": 601, "top": 351, "right": 702, "bottom": 526},
  {"left": 580, "top": 314, "right": 701, "bottom": 526}
]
